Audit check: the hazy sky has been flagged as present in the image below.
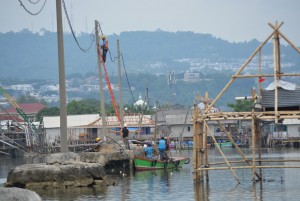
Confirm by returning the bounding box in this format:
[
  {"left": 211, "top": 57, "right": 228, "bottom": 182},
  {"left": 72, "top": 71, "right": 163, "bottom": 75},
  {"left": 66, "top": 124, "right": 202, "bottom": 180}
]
[{"left": 1, "top": 0, "right": 300, "bottom": 45}]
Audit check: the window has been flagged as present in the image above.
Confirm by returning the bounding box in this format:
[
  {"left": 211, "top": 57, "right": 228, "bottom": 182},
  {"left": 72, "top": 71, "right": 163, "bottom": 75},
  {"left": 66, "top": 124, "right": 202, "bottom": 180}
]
[{"left": 187, "top": 127, "right": 190, "bottom": 132}]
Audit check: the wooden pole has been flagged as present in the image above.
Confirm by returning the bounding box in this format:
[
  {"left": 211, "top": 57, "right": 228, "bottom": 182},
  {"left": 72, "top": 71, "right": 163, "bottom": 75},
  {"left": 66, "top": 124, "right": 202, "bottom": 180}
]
[
  {"left": 197, "top": 165, "right": 300, "bottom": 171},
  {"left": 257, "top": 48, "right": 262, "bottom": 98},
  {"left": 204, "top": 121, "right": 240, "bottom": 183},
  {"left": 273, "top": 23, "right": 279, "bottom": 124},
  {"left": 268, "top": 22, "right": 300, "bottom": 54},
  {"left": 251, "top": 88, "right": 256, "bottom": 181},
  {"left": 205, "top": 22, "right": 283, "bottom": 113},
  {"left": 255, "top": 119, "right": 262, "bottom": 178},
  {"left": 204, "top": 92, "right": 209, "bottom": 181},
  {"left": 193, "top": 103, "right": 203, "bottom": 182}
]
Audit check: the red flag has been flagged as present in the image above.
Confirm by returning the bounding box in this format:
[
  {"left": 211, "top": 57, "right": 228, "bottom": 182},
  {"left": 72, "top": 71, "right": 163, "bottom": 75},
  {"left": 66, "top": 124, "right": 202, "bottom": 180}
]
[{"left": 258, "top": 77, "right": 266, "bottom": 83}]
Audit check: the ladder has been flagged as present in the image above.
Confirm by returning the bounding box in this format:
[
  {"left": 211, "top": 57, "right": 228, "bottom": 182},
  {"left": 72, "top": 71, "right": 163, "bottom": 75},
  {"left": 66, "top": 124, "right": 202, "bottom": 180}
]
[{"left": 97, "top": 47, "right": 121, "bottom": 123}]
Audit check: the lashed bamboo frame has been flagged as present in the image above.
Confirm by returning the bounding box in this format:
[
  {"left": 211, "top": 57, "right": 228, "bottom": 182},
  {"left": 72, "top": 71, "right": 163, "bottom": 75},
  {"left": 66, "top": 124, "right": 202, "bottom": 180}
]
[{"left": 193, "top": 22, "right": 300, "bottom": 183}]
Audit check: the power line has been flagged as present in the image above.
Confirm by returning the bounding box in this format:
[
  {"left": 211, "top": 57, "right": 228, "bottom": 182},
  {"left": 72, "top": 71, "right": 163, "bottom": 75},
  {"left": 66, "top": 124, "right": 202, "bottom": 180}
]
[
  {"left": 18, "top": 0, "right": 46, "bottom": 16},
  {"left": 121, "top": 53, "right": 136, "bottom": 103},
  {"left": 61, "top": 0, "right": 94, "bottom": 53},
  {"left": 27, "top": 0, "right": 41, "bottom": 4}
]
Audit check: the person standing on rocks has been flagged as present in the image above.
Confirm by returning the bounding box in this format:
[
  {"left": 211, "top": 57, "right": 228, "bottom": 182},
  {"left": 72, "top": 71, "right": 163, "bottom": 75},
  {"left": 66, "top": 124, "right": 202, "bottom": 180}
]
[{"left": 121, "top": 124, "right": 130, "bottom": 150}]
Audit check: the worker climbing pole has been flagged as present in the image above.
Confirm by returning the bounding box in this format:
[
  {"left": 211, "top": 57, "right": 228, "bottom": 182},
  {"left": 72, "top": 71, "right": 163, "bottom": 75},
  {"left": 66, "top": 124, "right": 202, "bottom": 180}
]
[{"left": 95, "top": 21, "right": 121, "bottom": 125}]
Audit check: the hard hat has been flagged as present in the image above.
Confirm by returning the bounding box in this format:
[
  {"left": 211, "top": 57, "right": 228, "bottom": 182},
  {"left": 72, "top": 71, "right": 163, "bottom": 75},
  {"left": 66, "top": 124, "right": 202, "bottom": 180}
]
[
  {"left": 101, "top": 35, "right": 105, "bottom": 39},
  {"left": 124, "top": 124, "right": 127, "bottom": 127},
  {"left": 143, "top": 144, "right": 147, "bottom": 148},
  {"left": 96, "top": 137, "right": 101, "bottom": 142}
]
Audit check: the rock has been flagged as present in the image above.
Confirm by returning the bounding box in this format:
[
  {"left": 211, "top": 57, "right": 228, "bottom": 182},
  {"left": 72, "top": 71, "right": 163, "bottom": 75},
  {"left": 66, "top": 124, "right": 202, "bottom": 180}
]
[
  {"left": 5, "top": 162, "right": 105, "bottom": 189},
  {"left": 0, "top": 187, "right": 42, "bottom": 201},
  {"left": 5, "top": 151, "right": 130, "bottom": 189},
  {"left": 5, "top": 164, "right": 62, "bottom": 186},
  {"left": 103, "top": 175, "right": 118, "bottom": 186},
  {"left": 46, "top": 152, "right": 80, "bottom": 165}
]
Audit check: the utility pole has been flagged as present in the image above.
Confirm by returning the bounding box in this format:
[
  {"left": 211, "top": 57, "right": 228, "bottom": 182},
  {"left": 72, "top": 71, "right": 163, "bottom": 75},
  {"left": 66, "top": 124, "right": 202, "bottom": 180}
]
[
  {"left": 95, "top": 20, "right": 107, "bottom": 136},
  {"left": 154, "top": 100, "right": 158, "bottom": 141},
  {"left": 117, "top": 39, "right": 124, "bottom": 127},
  {"left": 56, "top": 0, "right": 68, "bottom": 153}
]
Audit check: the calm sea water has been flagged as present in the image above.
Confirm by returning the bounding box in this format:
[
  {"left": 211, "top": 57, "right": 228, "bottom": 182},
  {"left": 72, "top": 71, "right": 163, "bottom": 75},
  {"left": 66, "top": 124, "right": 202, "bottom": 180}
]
[{"left": 1, "top": 148, "right": 300, "bottom": 201}]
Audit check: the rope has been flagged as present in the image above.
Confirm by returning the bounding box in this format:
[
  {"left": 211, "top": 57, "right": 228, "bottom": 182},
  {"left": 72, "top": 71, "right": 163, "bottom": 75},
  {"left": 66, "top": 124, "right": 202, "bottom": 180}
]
[
  {"left": 61, "top": 0, "right": 94, "bottom": 53},
  {"left": 18, "top": 0, "right": 46, "bottom": 16},
  {"left": 121, "top": 53, "right": 136, "bottom": 103},
  {"left": 108, "top": 49, "right": 117, "bottom": 62}
]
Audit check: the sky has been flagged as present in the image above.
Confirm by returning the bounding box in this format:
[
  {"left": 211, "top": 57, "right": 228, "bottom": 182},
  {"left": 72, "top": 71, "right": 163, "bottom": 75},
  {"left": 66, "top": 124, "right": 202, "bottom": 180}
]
[{"left": 1, "top": 0, "right": 300, "bottom": 45}]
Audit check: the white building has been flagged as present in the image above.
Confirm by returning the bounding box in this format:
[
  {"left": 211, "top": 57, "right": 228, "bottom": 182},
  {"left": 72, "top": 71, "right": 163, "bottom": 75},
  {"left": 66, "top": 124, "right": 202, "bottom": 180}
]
[
  {"left": 283, "top": 119, "right": 300, "bottom": 138},
  {"left": 10, "top": 84, "right": 34, "bottom": 91}
]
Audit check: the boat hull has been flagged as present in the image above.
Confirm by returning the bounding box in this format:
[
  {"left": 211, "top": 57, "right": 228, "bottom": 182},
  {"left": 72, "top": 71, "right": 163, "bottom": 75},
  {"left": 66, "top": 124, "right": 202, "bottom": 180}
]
[{"left": 134, "top": 156, "right": 190, "bottom": 171}]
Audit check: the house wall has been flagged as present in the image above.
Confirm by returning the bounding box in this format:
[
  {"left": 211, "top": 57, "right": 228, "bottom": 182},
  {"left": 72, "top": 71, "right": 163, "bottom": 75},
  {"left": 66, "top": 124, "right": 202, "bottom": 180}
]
[
  {"left": 45, "top": 127, "right": 88, "bottom": 144},
  {"left": 287, "top": 125, "right": 300, "bottom": 138}
]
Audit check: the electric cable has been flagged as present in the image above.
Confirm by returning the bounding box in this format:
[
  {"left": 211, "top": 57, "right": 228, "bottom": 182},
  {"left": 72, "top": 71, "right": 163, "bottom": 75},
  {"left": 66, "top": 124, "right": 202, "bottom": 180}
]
[
  {"left": 61, "top": 0, "right": 94, "bottom": 53},
  {"left": 18, "top": 0, "right": 46, "bottom": 16},
  {"left": 121, "top": 52, "right": 136, "bottom": 103},
  {"left": 27, "top": 0, "right": 41, "bottom": 4}
]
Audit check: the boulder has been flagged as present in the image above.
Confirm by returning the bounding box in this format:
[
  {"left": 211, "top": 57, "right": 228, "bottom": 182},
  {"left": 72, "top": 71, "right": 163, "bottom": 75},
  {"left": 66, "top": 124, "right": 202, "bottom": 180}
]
[
  {"left": 5, "top": 162, "right": 105, "bottom": 189},
  {"left": 46, "top": 152, "right": 80, "bottom": 165},
  {"left": 0, "top": 187, "right": 42, "bottom": 201},
  {"left": 5, "top": 151, "right": 131, "bottom": 189}
]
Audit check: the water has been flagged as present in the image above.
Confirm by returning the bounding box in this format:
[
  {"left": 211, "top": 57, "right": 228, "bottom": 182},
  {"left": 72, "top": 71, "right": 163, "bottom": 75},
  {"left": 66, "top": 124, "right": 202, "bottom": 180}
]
[{"left": 1, "top": 148, "right": 300, "bottom": 201}]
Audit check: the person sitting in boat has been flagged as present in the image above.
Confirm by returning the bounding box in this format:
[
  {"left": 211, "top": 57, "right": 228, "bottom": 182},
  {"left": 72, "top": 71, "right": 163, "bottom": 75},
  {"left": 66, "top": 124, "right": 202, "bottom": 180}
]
[
  {"left": 144, "top": 144, "right": 153, "bottom": 159},
  {"left": 158, "top": 137, "right": 168, "bottom": 160}
]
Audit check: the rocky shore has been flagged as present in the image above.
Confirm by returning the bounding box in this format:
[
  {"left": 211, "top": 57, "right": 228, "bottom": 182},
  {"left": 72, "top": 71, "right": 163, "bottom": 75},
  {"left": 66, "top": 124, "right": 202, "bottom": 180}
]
[{"left": 4, "top": 144, "right": 142, "bottom": 190}]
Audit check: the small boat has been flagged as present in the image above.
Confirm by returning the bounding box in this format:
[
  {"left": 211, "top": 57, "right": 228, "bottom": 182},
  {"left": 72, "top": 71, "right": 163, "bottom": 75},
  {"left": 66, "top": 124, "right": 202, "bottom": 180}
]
[
  {"left": 134, "top": 156, "right": 190, "bottom": 171},
  {"left": 214, "top": 141, "right": 232, "bottom": 147}
]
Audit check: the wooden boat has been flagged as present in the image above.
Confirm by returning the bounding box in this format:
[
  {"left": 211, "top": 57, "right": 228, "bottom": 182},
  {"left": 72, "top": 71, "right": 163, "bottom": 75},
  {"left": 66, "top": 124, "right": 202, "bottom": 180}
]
[
  {"left": 134, "top": 156, "right": 190, "bottom": 171},
  {"left": 214, "top": 141, "right": 233, "bottom": 147}
]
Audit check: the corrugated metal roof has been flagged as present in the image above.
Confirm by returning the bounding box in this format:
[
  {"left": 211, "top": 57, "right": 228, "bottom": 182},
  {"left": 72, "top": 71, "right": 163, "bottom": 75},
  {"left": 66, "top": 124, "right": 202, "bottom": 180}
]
[
  {"left": 43, "top": 114, "right": 100, "bottom": 128},
  {"left": 261, "top": 87, "right": 300, "bottom": 108},
  {"left": 90, "top": 114, "right": 155, "bottom": 127},
  {"left": 43, "top": 114, "right": 155, "bottom": 128}
]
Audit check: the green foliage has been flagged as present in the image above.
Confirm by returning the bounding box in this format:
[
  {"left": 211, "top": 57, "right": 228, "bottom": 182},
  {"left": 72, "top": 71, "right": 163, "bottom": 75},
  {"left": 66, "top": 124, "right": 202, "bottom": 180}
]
[
  {"left": 67, "top": 100, "right": 99, "bottom": 115},
  {"left": 227, "top": 100, "right": 253, "bottom": 112},
  {"left": 36, "top": 107, "right": 60, "bottom": 122}
]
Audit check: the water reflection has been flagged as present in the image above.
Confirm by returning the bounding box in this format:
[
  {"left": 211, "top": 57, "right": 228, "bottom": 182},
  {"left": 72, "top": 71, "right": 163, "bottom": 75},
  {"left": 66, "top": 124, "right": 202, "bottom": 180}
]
[{"left": 1, "top": 148, "right": 300, "bottom": 200}]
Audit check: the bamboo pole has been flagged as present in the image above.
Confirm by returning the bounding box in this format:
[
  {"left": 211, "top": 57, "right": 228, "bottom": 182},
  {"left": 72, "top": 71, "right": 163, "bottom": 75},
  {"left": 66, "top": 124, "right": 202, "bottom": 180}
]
[
  {"left": 273, "top": 23, "right": 279, "bottom": 124},
  {"left": 217, "top": 121, "right": 261, "bottom": 179},
  {"left": 258, "top": 49, "right": 262, "bottom": 98},
  {"left": 204, "top": 121, "right": 240, "bottom": 183},
  {"left": 205, "top": 22, "right": 283, "bottom": 113},
  {"left": 251, "top": 99, "right": 256, "bottom": 181},
  {"left": 208, "top": 159, "right": 300, "bottom": 166},
  {"left": 268, "top": 22, "right": 300, "bottom": 54},
  {"left": 193, "top": 104, "right": 203, "bottom": 181},
  {"left": 197, "top": 165, "right": 300, "bottom": 171},
  {"left": 204, "top": 92, "right": 209, "bottom": 181},
  {"left": 255, "top": 119, "right": 262, "bottom": 178},
  {"left": 234, "top": 73, "right": 300, "bottom": 78}
]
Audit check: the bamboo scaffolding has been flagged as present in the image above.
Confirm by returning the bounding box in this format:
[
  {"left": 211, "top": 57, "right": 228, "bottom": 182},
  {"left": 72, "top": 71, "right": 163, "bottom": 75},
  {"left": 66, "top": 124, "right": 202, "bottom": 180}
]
[
  {"left": 234, "top": 73, "right": 300, "bottom": 78},
  {"left": 217, "top": 121, "right": 261, "bottom": 179},
  {"left": 204, "top": 22, "right": 283, "bottom": 113},
  {"left": 268, "top": 23, "right": 300, "bottom": 54},
  {"left": 204, "top": 121, "right": 240, "bottom": 183},
  {"left": 193, "top": 22, "right": 300, "bottom": 183},
  {"left": 197, "top": 165, "right": 300, "bottom": 171},
  {"left": 209, "top": 159, "right": 300, "bottom": 166}
]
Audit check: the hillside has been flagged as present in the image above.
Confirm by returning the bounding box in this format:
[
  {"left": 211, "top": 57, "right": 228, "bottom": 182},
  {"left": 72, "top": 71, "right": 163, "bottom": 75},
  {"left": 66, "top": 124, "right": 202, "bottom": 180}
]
[{"left": 0, "top": 29, "right": 299, "bottom": 108}]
